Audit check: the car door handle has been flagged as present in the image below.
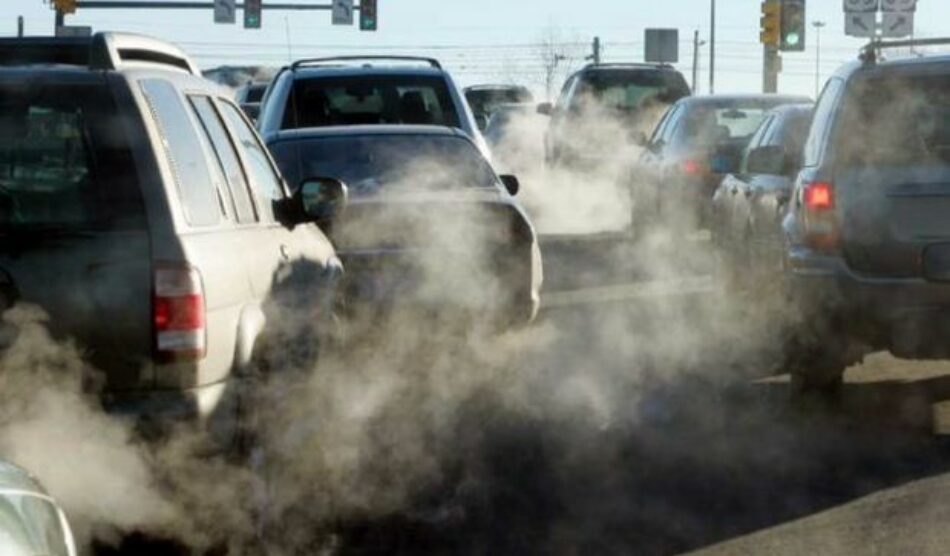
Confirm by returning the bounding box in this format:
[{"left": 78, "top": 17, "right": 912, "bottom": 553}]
[{"left": 280, "top": 244, "right": 291, "bottom": 261}]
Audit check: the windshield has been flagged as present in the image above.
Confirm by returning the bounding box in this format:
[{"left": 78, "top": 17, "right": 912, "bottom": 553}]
[
  {"left": 283, "top": 75, "right": 461, "bottom": 129},
  {"left": 270, "top": 134, "right": 497, "bottom": 194},
  {"left": 837, "top": 73, "right": 950, "bottom": 168},
  {"left": 570, "top": 70, "right": 689, "bottom": 113},
  {"left": 675, "top": 104, "right": 772, "bottom": 147},
  {"left": 465, "top": 88, "right": 533, "bottom": 116}
]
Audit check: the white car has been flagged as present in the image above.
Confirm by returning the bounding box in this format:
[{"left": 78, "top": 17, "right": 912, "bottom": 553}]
[{"left": 0, "top": 460, "right": 76, "bottom": 556}]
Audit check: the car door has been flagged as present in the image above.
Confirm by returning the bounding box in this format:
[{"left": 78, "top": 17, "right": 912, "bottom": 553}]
[{"left": 216, "top": 99, "right": 340, "bottom": 343}]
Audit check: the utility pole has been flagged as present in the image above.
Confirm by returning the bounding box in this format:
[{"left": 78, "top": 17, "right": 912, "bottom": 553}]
[
  {"left": 17, "top": 16, "right": 24, "bottom": 37},
  {"left": 54, "top": 9, "right": 64, "bottom": 32},
  {"left": 709, "top": 0, "right": 716, "bottom": 94},
  {"left": 586, "top": 36, "right": 601, "bottom": 65},
  {"left": 692, "top": 30, "right": 706, "bottom": 94},
  {"left": 812, "top": 20, "right": 826, "bottom": 98}
]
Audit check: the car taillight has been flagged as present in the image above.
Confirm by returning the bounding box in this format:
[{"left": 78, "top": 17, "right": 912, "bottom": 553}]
[
  {"left": 802, "top": 181, "right": 838, "bottom": 251},
  {"left": 683, "top": 159, "right": 703, "bottom": 176},
  {"left": 153, "top": 265, "right": 206, "bottom": 362}
]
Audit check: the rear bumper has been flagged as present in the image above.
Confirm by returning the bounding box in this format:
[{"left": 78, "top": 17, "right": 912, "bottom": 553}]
[
  {"left": 786, "top": 245, "right": 950, "bottom": 356},
  {"left": 101, "top": 378, "right": 233, "bottom": 423}
]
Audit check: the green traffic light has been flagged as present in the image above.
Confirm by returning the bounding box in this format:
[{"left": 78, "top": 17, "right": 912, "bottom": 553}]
[{"left": 786, "top": 32, "right": 800, "bottom": 45}]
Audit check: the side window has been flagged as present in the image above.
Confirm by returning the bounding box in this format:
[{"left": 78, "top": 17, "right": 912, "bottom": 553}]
[
  {"left": 189, "top": 96, "right": 258, "bottom": 224},
  {"left": 140, "top": 79, "right": 223, "bottom": 227},
  {"left": 219, "top": 101, "right": 285, "bottom": 222},
  {"left": 803, "top": 78, "right": 844, "bottom": 167},
  {"left": 740, "top": 114, "right": 776, "bottom": 173},
  {"left": 556, "top": 76, "right": 576, "bottom": 109},
  {"left": 661, "top": 105, "right": 685, "bottom": 145}
]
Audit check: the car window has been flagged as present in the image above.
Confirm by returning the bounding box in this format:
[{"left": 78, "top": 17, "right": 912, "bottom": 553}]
[
  {"left": 0, "top": 83, "right": 143, "bottom": 231},
  {"left": 676, "top": 105, "right": 770, "bottom": 147},
  {"left": 556, "top": 76, "right": 576, "bottom": 108},
  {"left": 649, "top": 105, "right": 677, "bottom": 144},
  {"left": 836, "top": 73, "right": 950, "bottom": 168},
  {"left": 219, "top": 101, "right": 285, "bottom": 221},
  {"left": 740, "top": 114, "right": 776, "bottom": 173},
  {"left": 270, "top": 134, "right": 497, "bottom": 195},
  {"left": 571, "top": 70, "right": 689, "bottom": 113},
  {"left": 777, "top": 110, "right": 812, "bottom": 160},
  {"left": 803, "top": 78, "right": 844, "bottom": 167},
  {"left": 141, "top": 79, "right": 224, "bottom": 227},
  {"left": 284, "top": 75, "right": 461, "bottom": 129},
  {"left": 189, "top": 95, "right": 258, "bottom": 224}
]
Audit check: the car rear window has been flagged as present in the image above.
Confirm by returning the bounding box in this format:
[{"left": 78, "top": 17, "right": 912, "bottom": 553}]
[
  {"left": 837, "top": 72, "right": 950, "bottom": 168},
  {"left": 0, "top": 81, "right": 144, "bottom": 232},
  {"left": 466, "top": 88, "right": 533, "bottom": 115},
  {"left": 675, "top": 104, "right": 771, "bottom": 147},
  {"left": 283, "top": 75, "right": 461, "bottom": 129},
  {"left": 270, "top": 134, "right": 495, "bottom": 194},
  {"left": 571, "top": 70, "right": 689, "bottom": 113}
]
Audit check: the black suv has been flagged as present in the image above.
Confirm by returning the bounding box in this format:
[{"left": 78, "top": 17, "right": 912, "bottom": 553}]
[
  {"left": 538, "top": 63, "right": 690, "bottom": 168},
  {"left": 0, "top": 33, "right": 344, "bottom": 441},
  {"left": 781, "top": 39, "right": 950, "bottom": 391}
]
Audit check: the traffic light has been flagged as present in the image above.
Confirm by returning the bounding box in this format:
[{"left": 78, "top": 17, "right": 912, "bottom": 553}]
[
  {"left": 760, "top": 0, "right": 780, "bottom": 48},
  {"left": 360, "top": 0, "right": 377, "bottom": 31},
  {"left": 780, "top": 0, "right": 806, "bottom": 51},
  {"left": 244, "top": 0, "right": 262, "bottom": 29},
  {"left": 54, "top": 0, "right": 77, "bottom": 15}
]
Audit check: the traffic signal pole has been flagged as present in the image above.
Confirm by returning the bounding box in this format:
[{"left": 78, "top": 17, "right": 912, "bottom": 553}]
[{"left": 763, "top": 45, "right": 779, "bottom": 93}]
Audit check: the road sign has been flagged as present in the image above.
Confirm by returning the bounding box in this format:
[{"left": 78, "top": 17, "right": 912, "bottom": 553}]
[
  {"left": 332, "top": 0, "right": 354, "bottom": 25},
  {"left": 882, "top": 11, "right": 914, "bottom": 36},
  {"left": 843, "top": 0, "right": 879, "bottom": 12},
  {"left": 214, "top": 0, "right": 235, "bottom": 24},
  {"left": 881, "top": 0, "right": 916, "bottom": 12},
  {"left": 644, "top": 29, "right": 679, "bottom": 64},
  {"left": 845, "top": 11, "right": 876, "bottom": 37},
  {"left": 55, "top": 25, "right": 91, "bottom": 37}
]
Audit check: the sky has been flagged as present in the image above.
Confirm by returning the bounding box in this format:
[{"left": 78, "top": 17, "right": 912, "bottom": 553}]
[{"left": 4, "top": 0, "right": 950, "bottom": 99}]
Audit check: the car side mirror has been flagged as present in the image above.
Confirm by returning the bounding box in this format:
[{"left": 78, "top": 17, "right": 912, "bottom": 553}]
[
  {"left": 500, "top": 174, "right": 520, "bottom": 196},
  {"left": 536, "top": 102, "right": 553, "bottom": 116},
  {"left": 746, "top": 145, "right": 786, "bottom": 175},
  {"left": 276, "top": 177, "right": 348, "bottom": 230}
]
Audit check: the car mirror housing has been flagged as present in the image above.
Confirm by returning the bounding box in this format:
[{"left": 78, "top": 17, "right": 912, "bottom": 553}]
[
  {"left": 500, "top": 174, "right": 520, "bottom": 196},
  {"left": 276, "top": 176, "right": 348, "bottom": 229}
]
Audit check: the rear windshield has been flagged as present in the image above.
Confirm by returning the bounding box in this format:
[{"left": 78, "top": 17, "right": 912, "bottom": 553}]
[
  {"left": 245, "top": 84, "right": 266, "bottom": 103},
  {"left": 570, "top": 70, "right": 689, "bottom": 113},
  {"left": 283, "top": 75, "right": 461, "bottom": 129},
  {"left": 837, "top": 73, "right": 950, "bottom": 168},
  {"left": 675, "top": 104, "right": 773, "bottom": 147},
  {"left": 0, "top": 82, "right": 143, "bottom": 232},
  {"left": 466, "top": 88, "right": 533, "bottom": 116},
  {"left": 270, "top": 134, "right": 496, "bottom": 195}
]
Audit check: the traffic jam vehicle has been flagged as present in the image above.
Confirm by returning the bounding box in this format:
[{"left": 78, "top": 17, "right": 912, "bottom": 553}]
[
  {"left": 539, "top": 62, "right": 691, "bottom": 170},
  {"left": 255, "top": 55, "right": 492, "bottom": 158},
  {"left": 781, "top": 39, "right": 950, "bottom": 391},
  {"left": 463, "top": 84, "right": 535, "bottom": 130},
  {"left": 0, "top": 460, "right": 77, "bottom": 556},
  {"left": 635, "top": 94, "right": 809, "bottom": 233},
  {"left": 712, "top": 103, "right": 813, "bottom": 282},
  {"left": 266, "top": 125, "right": 543, "bottom": 329},
  {"left": 0, "top": 33, "right": 344, "bottom": 444}
]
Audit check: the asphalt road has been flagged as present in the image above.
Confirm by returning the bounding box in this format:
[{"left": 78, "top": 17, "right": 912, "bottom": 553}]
[{"left": 95, "top": 234, "right": 950, "bottom": 556}]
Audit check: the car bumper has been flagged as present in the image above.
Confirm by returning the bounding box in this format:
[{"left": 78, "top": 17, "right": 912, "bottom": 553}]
[
  {"left": 101, "top": 378, "right": 234, "bottom": 423},
  {"left": 786, "top": 245, "right": 950, "bottom": 357}
]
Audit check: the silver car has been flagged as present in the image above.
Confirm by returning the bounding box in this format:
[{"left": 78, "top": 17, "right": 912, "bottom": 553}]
[{"left": 0, "top": 461, "right": 76, "bottom": 556}]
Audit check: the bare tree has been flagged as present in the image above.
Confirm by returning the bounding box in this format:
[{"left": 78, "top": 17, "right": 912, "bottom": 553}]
[{"left": 535, "top": 25, "right": 582, "bottom": 101}]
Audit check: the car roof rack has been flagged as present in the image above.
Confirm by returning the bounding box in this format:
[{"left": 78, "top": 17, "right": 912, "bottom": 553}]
[
  {"left": 0, "top": 32, "right": 198, "bottom": 75},
  {"left": 290, "top": 55, "right": 442, "bottom": 70},
  {"left": 860, "top": 37, "right": 950, "bottom": 64},
  {"left": 584, "top": 62, "right": 675, "bottom": 70}
]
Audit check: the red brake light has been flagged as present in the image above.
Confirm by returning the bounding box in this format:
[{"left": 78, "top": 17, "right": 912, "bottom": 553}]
[
  {"left": 153, "top": 265, "right": 206, "bottom": 362},
  {"left": 804, "top": 181, "right": 834, "bottom": 211},
  {"left": 683, "top": 159, "right": 702, "bottom": 175},
  {"left": 802, "top": 181, "right": 838, "bottom": 251}
]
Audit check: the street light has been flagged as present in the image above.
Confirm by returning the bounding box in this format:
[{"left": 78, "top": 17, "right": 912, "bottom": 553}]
[{"left": 812, "top": 20, "right": 826, "bottom": 98}]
